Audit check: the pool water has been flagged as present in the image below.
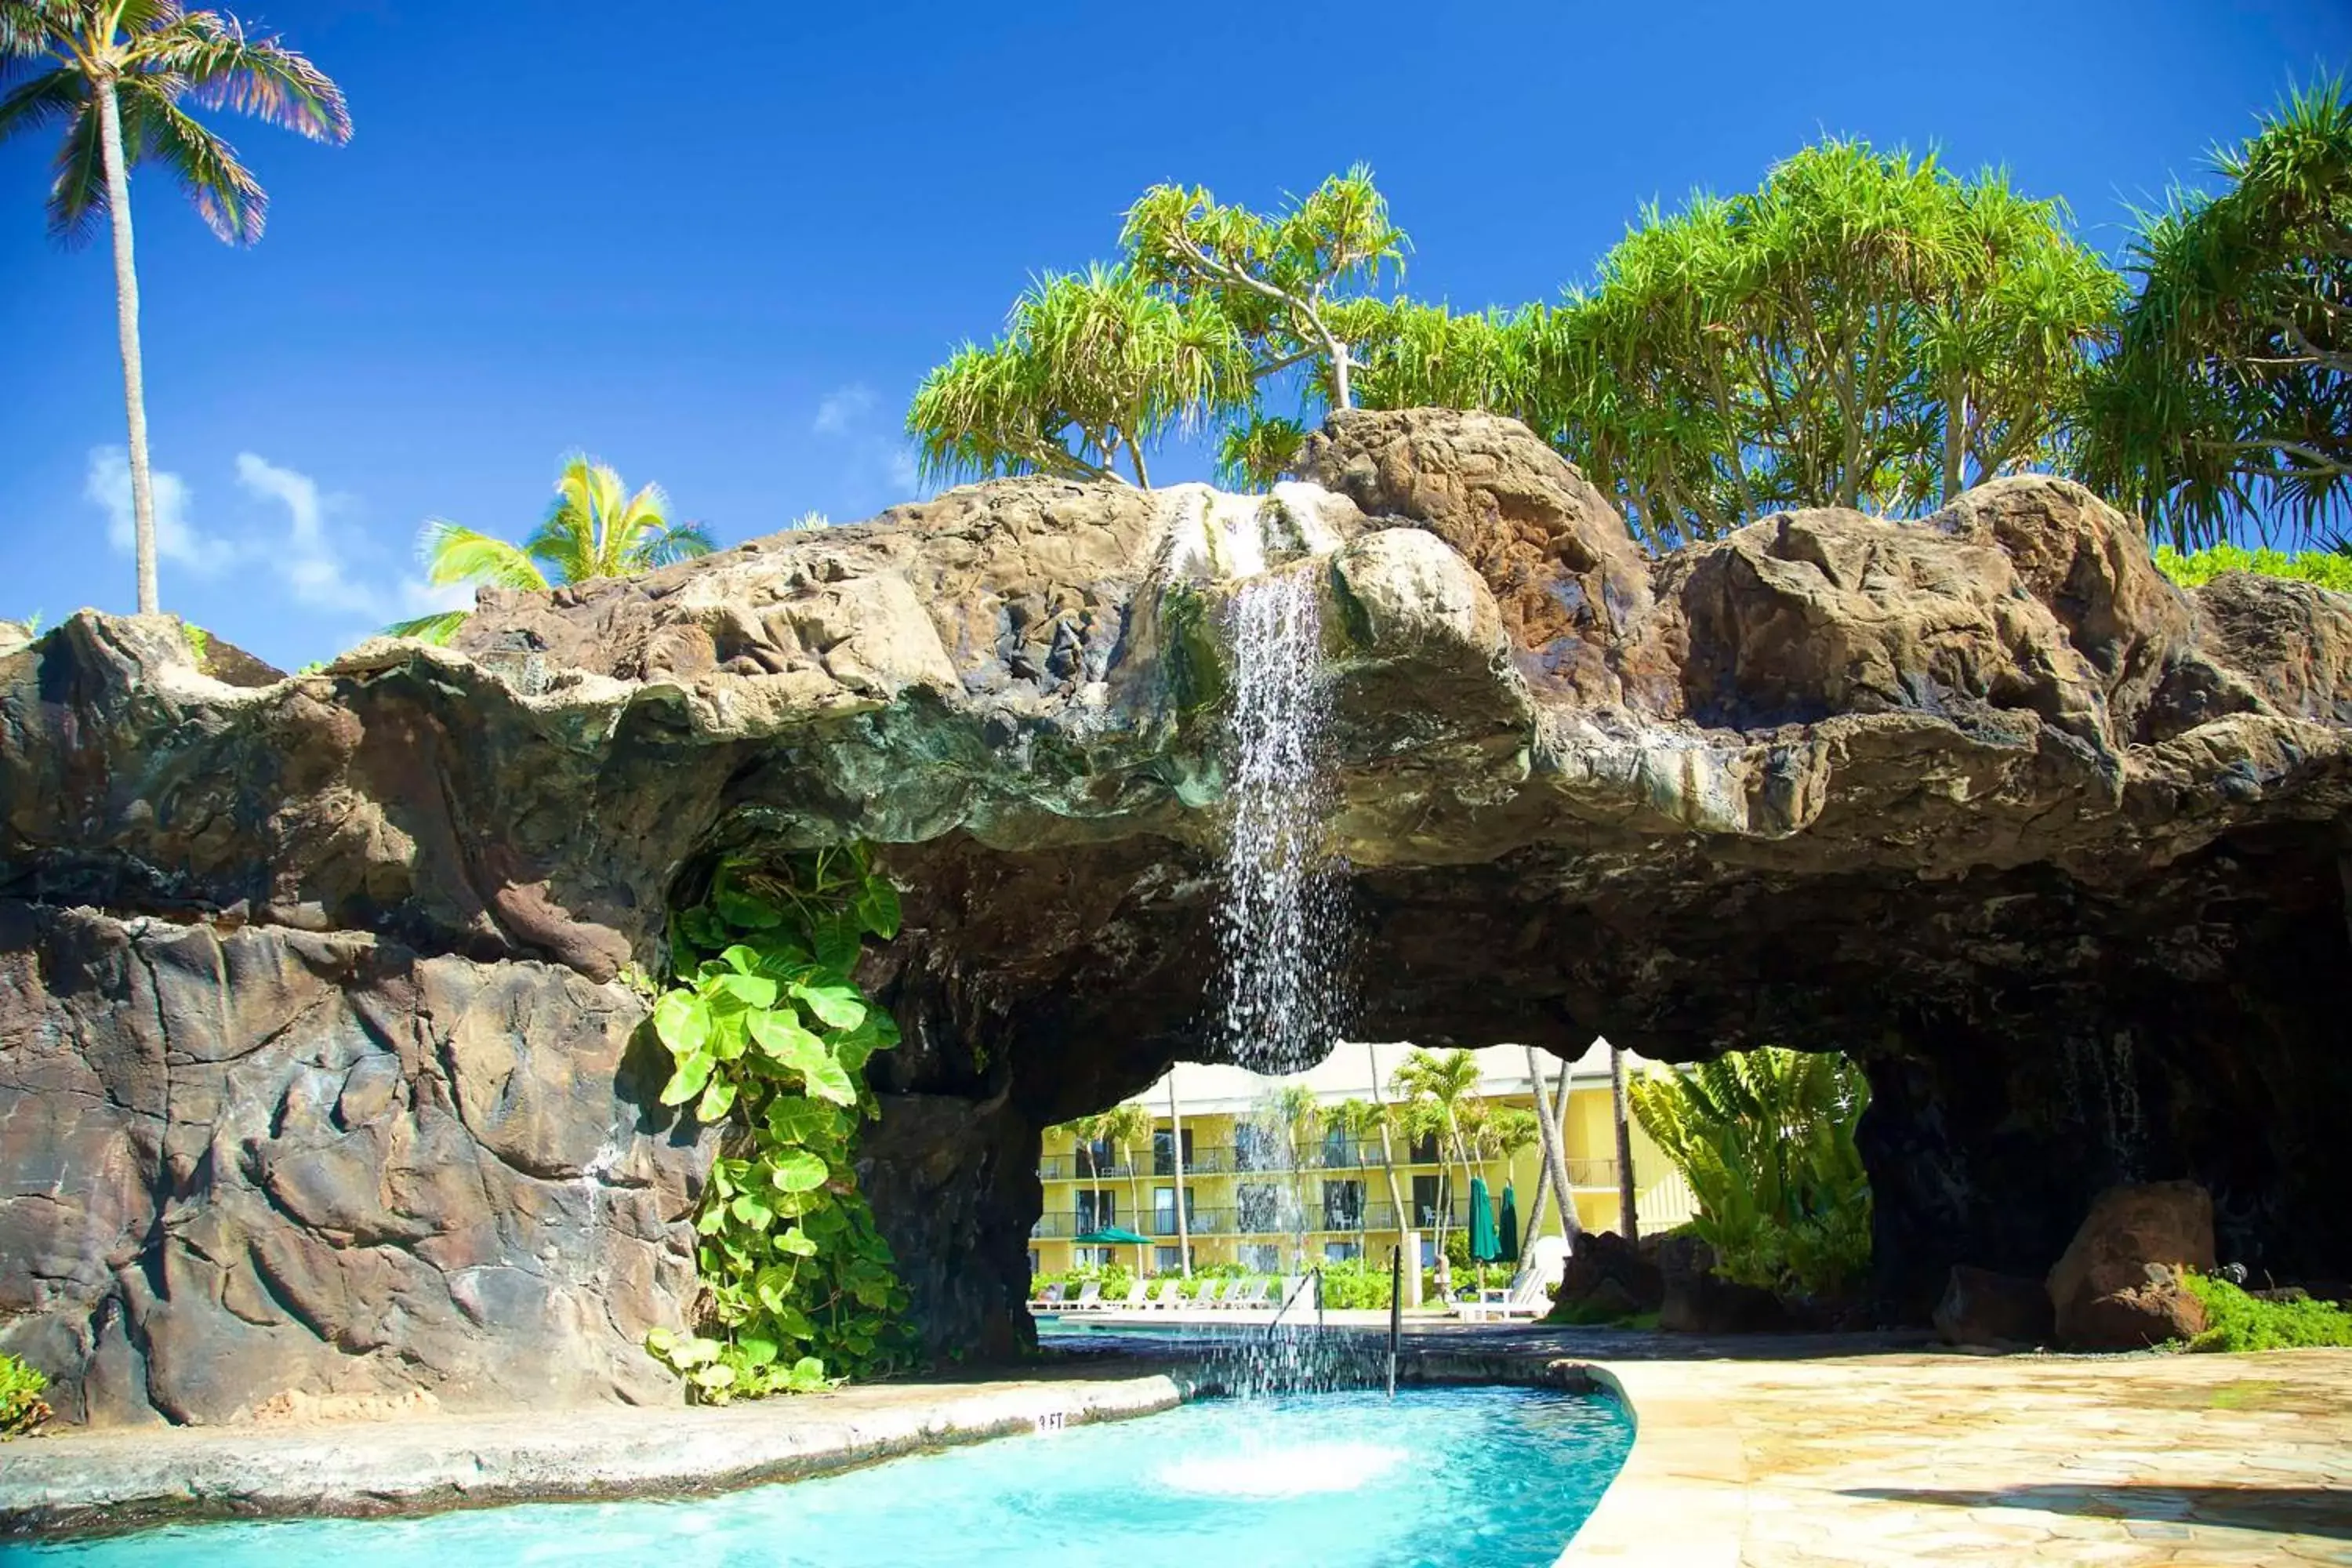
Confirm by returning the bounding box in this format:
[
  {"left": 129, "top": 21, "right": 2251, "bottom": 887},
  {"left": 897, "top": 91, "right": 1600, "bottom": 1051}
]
[{"left": 9, "top": 1385, "right": 1632, "bottom": 1568}]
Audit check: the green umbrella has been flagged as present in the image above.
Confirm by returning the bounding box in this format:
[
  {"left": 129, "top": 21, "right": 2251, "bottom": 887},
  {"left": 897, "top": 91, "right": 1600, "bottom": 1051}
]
[
  {"left": 1498, "top": 1181, "right": 1521, "bottom": 1265},
  {"left": 1075, "top": 1225, "right": 1153, "bottom": 1276},
  {"left": 1468, "top": 1174, "right": 1501, "bottom": 1263}
]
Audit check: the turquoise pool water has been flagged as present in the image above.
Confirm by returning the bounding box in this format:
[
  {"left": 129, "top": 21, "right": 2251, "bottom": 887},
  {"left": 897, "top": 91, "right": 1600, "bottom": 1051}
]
[{"left": 7, "top": 1385, "right": 1631, "bottom": 1568}]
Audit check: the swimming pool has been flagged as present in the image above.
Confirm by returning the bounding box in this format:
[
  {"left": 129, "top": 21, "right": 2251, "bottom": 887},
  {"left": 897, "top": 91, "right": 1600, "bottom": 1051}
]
[{"left": 8, "top": 1385, "right": 1632, "bottom": 1568}]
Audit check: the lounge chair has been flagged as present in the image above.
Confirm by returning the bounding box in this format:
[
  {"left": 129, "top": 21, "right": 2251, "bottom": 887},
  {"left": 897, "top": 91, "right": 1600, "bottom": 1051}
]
[
  {"left": 1112, "top": 1279, "right": 1150, "bottom": 1311},
  {"left": 1223, "top": 1278, "right": 1270, "bottom": 1311},
  {"left": 1149, "top": 1279, "right": 1185, "bottom": 1309},
  {"left": 1458, "top": 1235, "right": 1571, "bottom": 1322},
  {"left": 1068, "top": 1280, "right": 1103, "bottom": 1312},
  {"left": 1034, "top": 1283, "right": 1063, "bottom": 1308}
]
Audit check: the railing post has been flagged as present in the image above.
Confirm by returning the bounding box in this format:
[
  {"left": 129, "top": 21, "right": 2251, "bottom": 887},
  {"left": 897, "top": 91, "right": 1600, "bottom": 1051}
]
[{"left": 1386, "top": 1245, "right": 1401, "bottom": 1399}]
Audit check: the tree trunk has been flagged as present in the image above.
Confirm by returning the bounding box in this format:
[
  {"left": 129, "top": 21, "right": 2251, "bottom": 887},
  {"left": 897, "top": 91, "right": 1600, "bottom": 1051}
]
[
  {"left": 1942, "top": 378, "right": 1969, "bottom": 503},
  {"left": 1519, "top": 1061, "right": 1575, "bottom": 1241},
  {"left": 1367, "top": 1044, "right": 1407, "bottom": 1229},
  {"left": 1611, "top": 1042, "right": 1640, "bottom": 1243},
  {"left": 1167, "top": 1079, "right": 1190, "bottom": 1279},
  {"left": 96, "top": 74, "right": 158, "bottom": 615},
  {"left": 1525, "top": 1044, "right": 1583, "bottom": 1243}
]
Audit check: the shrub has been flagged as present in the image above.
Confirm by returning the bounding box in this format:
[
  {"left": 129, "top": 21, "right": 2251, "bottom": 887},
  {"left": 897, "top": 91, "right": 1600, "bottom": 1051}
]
[
  {"left": 0, "top": 1354, "right": 49, "bottom": 1439},
  {"left": 1319, "top": 1256, "right": 1392, "bottom": 1310},
  {"left": 2154, "top": 543, "right": 2352, "bottom": 594},
  {"left": 2182, "top": 1274, "right": 2352, "bottom": 1352}
]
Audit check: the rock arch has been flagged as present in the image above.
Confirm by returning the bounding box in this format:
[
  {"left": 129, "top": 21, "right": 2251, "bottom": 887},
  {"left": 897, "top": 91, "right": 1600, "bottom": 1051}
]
[{"left": 5, "top": 408, "right": 2348, "bottom": 1424}]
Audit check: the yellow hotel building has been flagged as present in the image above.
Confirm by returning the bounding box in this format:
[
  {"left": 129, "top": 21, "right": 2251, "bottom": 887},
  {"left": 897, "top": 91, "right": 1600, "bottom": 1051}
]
[{"left": 1031, "top": 1041, "right": 1696, "bottom": 1277}]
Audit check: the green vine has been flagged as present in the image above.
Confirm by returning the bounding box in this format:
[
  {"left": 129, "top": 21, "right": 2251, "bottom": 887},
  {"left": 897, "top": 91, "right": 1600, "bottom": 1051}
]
[{"left": 643, "top": 845, "right": 917, "bottom": 1400}]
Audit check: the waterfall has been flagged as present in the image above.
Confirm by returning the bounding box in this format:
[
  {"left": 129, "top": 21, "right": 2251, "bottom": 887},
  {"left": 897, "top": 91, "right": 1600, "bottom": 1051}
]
[{"left": 1207, "top": 564, "right": 1374, "bottom": 1396}]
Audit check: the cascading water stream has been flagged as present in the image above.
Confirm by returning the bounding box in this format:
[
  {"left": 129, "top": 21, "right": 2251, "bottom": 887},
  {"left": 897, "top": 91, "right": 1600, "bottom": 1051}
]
[{"left": 1203, "top": 558, "right": 1377, "bottom": 1397}]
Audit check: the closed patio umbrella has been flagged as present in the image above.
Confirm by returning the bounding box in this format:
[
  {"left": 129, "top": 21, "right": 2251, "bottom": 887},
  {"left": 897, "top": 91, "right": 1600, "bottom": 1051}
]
[
  {"left": 1468, "top": 1174, "right": 1501, "bottom": 1263},
  {"left": 1497, "top": 1181, "right": 1521, "bottom": 1264}
]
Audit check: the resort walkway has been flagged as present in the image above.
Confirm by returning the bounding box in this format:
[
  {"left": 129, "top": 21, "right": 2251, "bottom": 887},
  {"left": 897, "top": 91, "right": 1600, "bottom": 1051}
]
[{"left": 1560, "top": 1344, "right": 2352, "bottom": 1566}]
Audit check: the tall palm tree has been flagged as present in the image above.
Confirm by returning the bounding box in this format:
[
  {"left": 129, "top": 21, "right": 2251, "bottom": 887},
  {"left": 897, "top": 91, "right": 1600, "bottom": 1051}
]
[
  {"left": 2, "top": 2, "right": 350, "bottom": 614},
  {"left": 390, "top": 456, "right": 713, "bottom": 642},
  {"left": 1392, "top": 1047, "right": 1483, "bottom": 1264},
  {"left": 1097, "top": 1102, "right": 1153, "bottom": 1272}
]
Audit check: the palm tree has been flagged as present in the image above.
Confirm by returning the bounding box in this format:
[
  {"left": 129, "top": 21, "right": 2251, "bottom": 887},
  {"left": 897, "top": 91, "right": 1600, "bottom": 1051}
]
[
  {"left": 390, "top": 456, "right": 713, "bottom": 642},
  {"left": 2, "top": 2, "right": 350, "bottom": 615},
  {"left": 1096, "top": 1102, "right": 1153, "bottom": 1272},
  {"left": 1392, "top": 1047, "right": 1483, "bottom": 1263},
  {"left": 1326, "top": 1098, "right": 1386, "bottom": 1240}
]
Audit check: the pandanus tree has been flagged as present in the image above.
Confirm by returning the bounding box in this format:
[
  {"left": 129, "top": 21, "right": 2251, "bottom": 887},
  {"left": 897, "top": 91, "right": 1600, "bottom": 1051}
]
[
  {"left": 389, "top": 456, "right": 713, "bottom": 643},
  {"left": 906, "top": 169, "right": 1410, "bottom": 492},
  {"left": 2078, "top": 76, "right": 2352, "bottom": 546},
  {"left": 0, "top": 0, "right": 350, "bottom": 613},
  {"left": 1355, "top": 141, "right": 2120, "bottom": 547}
]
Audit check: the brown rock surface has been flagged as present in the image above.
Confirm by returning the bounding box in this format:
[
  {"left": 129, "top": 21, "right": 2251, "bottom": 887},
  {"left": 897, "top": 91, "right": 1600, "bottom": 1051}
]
[
  {"left": 1933, "top": 1265, "right": 2056, "bottom": 1347},
  {"left": 4, "top": 408, "right": 2350, "bottom": 1420},
  {"left": 2048, "top": 1181, "right": 2217, "bottom": 1349}
]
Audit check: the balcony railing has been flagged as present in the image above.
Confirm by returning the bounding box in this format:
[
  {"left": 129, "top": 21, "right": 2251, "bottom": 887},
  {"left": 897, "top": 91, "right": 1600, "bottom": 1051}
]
[
  {"left": 1037, "top": 1140, "right": 1499, "bottom": 1181},
  {"left": 1032, "top": 1202, "right": 1478, "bottom": 1241}
]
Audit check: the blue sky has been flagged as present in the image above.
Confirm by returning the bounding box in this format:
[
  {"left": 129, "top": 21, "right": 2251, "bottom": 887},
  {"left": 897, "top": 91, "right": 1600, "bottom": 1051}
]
[{"left": 4, "top": 1, "right": 2348, "bottom": 670}]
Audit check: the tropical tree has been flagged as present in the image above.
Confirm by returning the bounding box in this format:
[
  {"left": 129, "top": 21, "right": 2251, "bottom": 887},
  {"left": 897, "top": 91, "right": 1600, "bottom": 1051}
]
[
  {"left": 1, "top": 1, "right": 350, "bottom": 613},
  {"left": 1325, "top": 1097, "right": 1386, "bottom": 1237},
  {"left": 1358, "top": 141, "right": 2121, "bottom": 547},
  {"left": 1392, "top": 1047, "right": 1483, "bottom": 1261},
  {"left": 1610, "top": 1040, "right": 1639, "bottom": 1242},
  {"left": 1096, "top": 1102, "right": 1154, "bottom": 1263},
  {"left": 907, "top": 263, "right": 1248, "bottom": 488},
  {"left": 1123, "top": 164, "right": 1408, "bottom": 416},
  {"left": 389, "top": 456, "right": 713, "bottom": 643},
  {"left": 1626, "top": 1046, "right": 1871, "bottom": 1298},
  {"left": 2078, "top": 75, "right": 2352, "bottom": 546}
]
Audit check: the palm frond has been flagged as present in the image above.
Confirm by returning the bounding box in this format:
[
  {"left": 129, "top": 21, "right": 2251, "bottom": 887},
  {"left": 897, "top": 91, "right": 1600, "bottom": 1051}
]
[
  {"left": 624, "top": 519, "right": 715, "bottom": 569},
  {"left": 382, "top": 609, "right": 468, "bottom": 644},
  {"left": 138, "top": 9, "right": 350, "bottom": 143},
  {"left": 0, "top": 64, "right": 84, "bottom": 146},
  {"left": 42, "top": 88, "right": 102, "bottom": 244},
  {"left": 416, "top": 519, "right": 549, "bottom": 592},
  {"left": 118, "top": 80, "right": 263, "bottom": 243}
]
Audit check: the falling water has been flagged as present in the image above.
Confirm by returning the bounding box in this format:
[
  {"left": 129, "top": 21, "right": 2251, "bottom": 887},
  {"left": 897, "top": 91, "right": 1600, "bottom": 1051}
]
[{"left": 1204, "top": 564, "right": 1377, "bottom": 1396}]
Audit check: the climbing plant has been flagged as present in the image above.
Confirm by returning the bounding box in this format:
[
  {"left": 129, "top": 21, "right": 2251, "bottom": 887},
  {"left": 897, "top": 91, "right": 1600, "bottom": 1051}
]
[{"left": 642, "top": 847, "right": 916, "bottom": 1400}]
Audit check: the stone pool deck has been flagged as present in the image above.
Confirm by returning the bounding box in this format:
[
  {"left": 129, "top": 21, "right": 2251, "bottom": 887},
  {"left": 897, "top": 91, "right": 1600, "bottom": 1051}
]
[{"left": 3, "top": 1327, "right": 2347, "bottom": 1564}]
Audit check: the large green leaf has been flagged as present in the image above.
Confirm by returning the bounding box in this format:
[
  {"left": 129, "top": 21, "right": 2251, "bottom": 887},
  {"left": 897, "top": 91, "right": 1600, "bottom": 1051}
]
[
  {"left": 793, "top": 982, "right": 869, "bottom": 1031},
  {"left": 652, "top": 992, "right": 712, "bottom": 1059},
  {"left": 660, "top": 1051, "right": 714, "bottom": 1106},
  {"left": 770, "top": 1151, "right": 830, "bottom": 1193}
]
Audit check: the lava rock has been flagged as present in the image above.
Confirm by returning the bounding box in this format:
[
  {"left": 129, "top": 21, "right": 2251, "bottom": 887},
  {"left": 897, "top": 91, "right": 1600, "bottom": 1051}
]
[
  {"left": 1656, "top": 1235, "right": 1791, "bottom": 1334},
  {"left": 1555, "top": 1229, "right": 1664, "bottom": 1314},
  {"left": 2048, "top": 1181, "right": 2217, "bottom": 1350}
]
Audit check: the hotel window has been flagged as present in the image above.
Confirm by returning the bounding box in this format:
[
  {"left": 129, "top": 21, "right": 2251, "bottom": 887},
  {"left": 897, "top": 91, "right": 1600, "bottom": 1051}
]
[
  {"left": 1322, "top": 1179, "right": 1364, "bottom": 1231},
  {"left": 1075, "top": 1189, "right": 1116, "bottom": 1230},
  {"left": 1240, "top": 1243, "right": 1281, "bottom": 1272},
  {"left": 1077, "top": 1137, "right": 1117, "bottom": 1176},
  {"left": 1076, "top": 1245, "right": 1116, "bottom": 1269},
  {"left": 1411, "top": 1173, "right": 1449, "bottom": 1227},
  {"left": 1236, "top": 1183, "right": 1281, "bottom": 1232},
  {"left": 1233, "top": 1124, "right": 1272, "bottom": 1170},
  {"left": 1409, "top": 1130, "right": 1440, "bottom": 1164},
  {"left": 1152, "top": 1186, "right": 1196, "bottom": 1235},
  {"left": 1325, "top": 1240, "right": 1363, "bottom": 1263},
  {"left": 1322, "top": 1126, "right": 1354, "bottom": 1168},
  {"left": 1151, "top": 1127, "right": 1193, "bottom": 1176},
  {"left": 1155, "top": 1245, "right": 1185, "bottom": 1272}
]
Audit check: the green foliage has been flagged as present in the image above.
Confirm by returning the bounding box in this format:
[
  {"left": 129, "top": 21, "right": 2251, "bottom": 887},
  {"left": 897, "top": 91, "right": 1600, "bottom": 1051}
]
[
  {"left": 0, "top": 1352, "right": 49, "bottom": 1439},
  {"left": 1316, "top": 1255, "right": 1393, "bottom": 1310},
  {"left": 909, "top": 263, "right": 1249, "bottom": 488},
  {"left": 1628, "top": 1047, "right": 1872, "bottom": 1298},
  {"left": 2154, "top": 542, "right": 2352, "bottom": 593},
  {"left": 909, "top": 168, "right": 1407, "bottom": 491},
  {"left": 2182, "top": 1273, "right": 2352, "bottom": 1352},
  {"left": 388, "top": 455, "right": 713, "bottom": 642},
  {"left": 644, "top": 847, "right": 914, "bottom": 1400},
  {"left": 182, "top": 621, "right": 212, "bottom": 661},
  {"left": 0, "top": 5, "right": 351, "bottom": 246},
  {"left": 1360, "top": 141, "right": 2121, "bottom": 546},
  {"left": 2078, "top": 76, "right": 2351, "bottom": 546}
]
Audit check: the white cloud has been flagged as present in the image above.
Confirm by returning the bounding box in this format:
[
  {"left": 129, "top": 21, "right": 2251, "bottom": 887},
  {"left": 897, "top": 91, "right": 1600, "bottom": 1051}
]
[
  {"left": 810, "top": 383, "right": 924, "bottom": 509},
  {"left": 83, "top": 448, "right": 236, "bottom": 577},
  {"left": 233, "top": 452, "right": 468, "bottom": 627},
  {"left": 812, "top": 383, "right": 877, "bottom": 437}
]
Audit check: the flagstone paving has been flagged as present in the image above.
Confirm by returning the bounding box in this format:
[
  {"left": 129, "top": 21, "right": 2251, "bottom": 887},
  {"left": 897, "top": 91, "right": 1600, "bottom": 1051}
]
[{"left": 1563, "top": 1345, "right": 2352, "bottom": 1566}]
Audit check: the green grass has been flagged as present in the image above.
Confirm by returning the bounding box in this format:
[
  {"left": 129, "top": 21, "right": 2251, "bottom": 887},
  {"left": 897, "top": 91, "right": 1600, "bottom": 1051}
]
[
  {"left": 2182, "top": 1273, "right": 2352, "bottom": 1353},
  {"left": 2154, "top": 543, "right": 2352, "bottom": 594}
]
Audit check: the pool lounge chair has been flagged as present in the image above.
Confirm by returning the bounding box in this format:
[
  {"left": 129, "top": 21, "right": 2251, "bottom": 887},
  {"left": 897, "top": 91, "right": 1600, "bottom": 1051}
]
[
  {"left": 1033, "top": 1283, "right": 1063, "bottom": 1309},
  {"left": 1067, "top": 1280, "right": 1104, "bottom": 1311},
  {"left": 1112, "top": 1279, "right": 1151, "bottom": 1311},
  {"left": 1222, "top": 1278, "right": 1270, "bottom": 1311},
  {"left": 1457, "top": 1236, "right": 1570, "bottom": 1322}
]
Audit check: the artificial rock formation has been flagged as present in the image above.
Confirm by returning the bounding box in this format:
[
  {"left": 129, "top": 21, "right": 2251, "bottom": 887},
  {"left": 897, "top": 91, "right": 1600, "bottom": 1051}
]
[{"left": 5, "top": 408, "right": 2350, "bottom": 1423}]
